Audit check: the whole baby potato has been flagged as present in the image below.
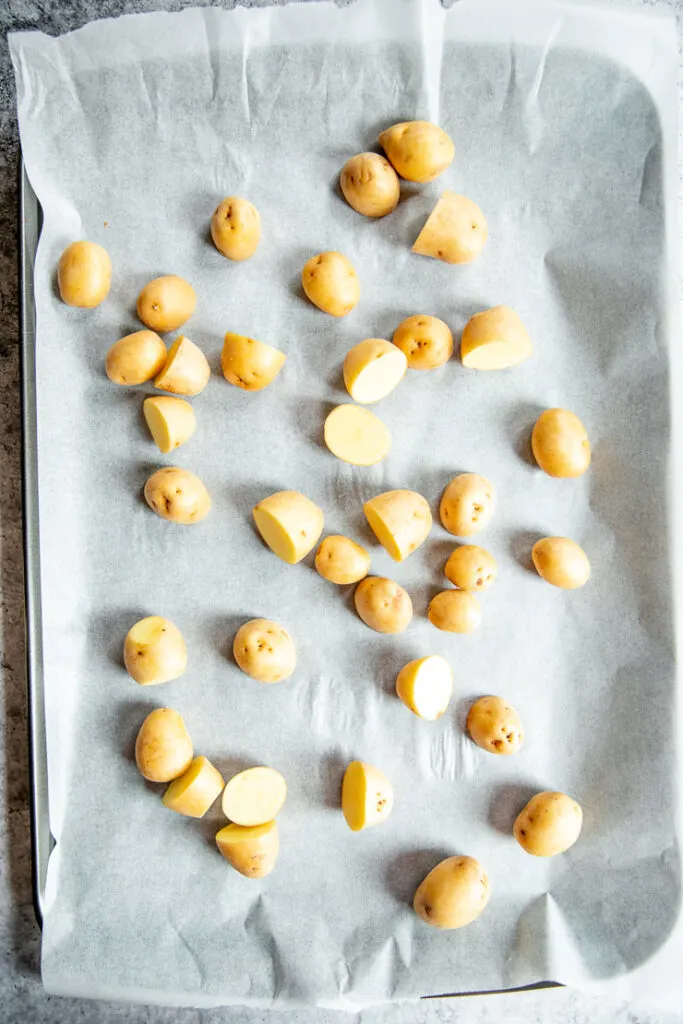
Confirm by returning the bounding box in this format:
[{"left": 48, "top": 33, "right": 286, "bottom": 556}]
[
  {"left": 428, "top": 590, "right": 481, "bottom": 634},
  {"left": 137, "top": 275, "right": 196, "bottom": 333},
  {"left": 105, "top": 330, "right": 167, "bottom": 385},
  {"left": 379, "top": 121, "right": 454, "bottom": 183},
  {"left": 531, "top": 408, "right": 591, "bottom": 478},
  {"left": 414, "top": 856, "right": 490, "bottom": 930},
  {"left": 233, "top": 618, "right": 296, "bottom": 684},
  {"left": 467, "top": 696, "right": 524, "bottom": 755},
  {"left": 514, "top": 791, "right": 583, "bottom": 857},
  {"left": 135, "top": 708, "right": 193, "bottom": 782},
  {"left": 221, "top": 332, "right": 285, "bottom": 391},
  {"left": 144, "top": 466, "right": 211, "bottom": 524},
  {"left": 315, "top": 535, "right": 370, "bottom": 585},
  {"left": 440, "top": 473, "right": 495, "bottom": 537},
  {"left": 301, "top": 251, "right": 360, "bottom": 318},
  {"left": 354, "top": 576, "right": 413, "bottom": 634},
  {"left": 392, "top": 315, "right": 453, "bottom": 371},
  {"left": 57, "top": 240, "right": 111, "bottom": 308},
  {"left": 211, "top": 196, "right": 261, "bottom": 261},
  {"left": 340, "top": 152, "right": 400, "bottom": 218},
  {"left": 124, "top": 615, "right": 187, "bottom": 685},
  {"left": 532, "top": 537, "right": 590, "bottom": 590},
  {"left": 444, "top": 545, "right": 498, "bottom": 592}
]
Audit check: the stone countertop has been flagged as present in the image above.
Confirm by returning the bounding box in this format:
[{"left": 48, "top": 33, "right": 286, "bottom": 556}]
[{"left": 1, "top": 0, "right": 682, "bottom": 1021}]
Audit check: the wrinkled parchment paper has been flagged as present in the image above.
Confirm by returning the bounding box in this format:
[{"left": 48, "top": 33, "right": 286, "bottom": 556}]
[{"left": 10, "top": 0, "right": 683, "bottom": 1010}]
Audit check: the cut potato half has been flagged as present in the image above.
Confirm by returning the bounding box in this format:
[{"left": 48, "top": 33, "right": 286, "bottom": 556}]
[
  {"left": 343, "top": 339, "right": 407, "bottom": 404},
  {"left": 324, "top": 404, "right": 391, "bottom": 466}
]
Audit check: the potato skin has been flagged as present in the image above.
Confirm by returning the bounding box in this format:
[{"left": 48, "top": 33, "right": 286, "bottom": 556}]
[
  {"left": 467, "top": 696, "right": 524, "bottom": 755},
  {"left": 532, "top": 537, "right": 590, "bottom": 589},
  {"left": 379, "top": 121, "right": 454, "bottom": 183},
  {"left": 154, "top": 335, "right": 210, "bottom": 396},
  {"left": 216, "top": 821, "right": 279, "bottom": 878},
  {"left": 137, "top": 275, "right": 196, "bottom": 333},
  {"left": 340, "top": 153, "right": 400, "bottom": 218},
  {"left": 135, "top": 708, "right": 193, "bottom": 782},
  {"left": 105, "top": 330, "right": 167, "bottom": 385},
  {"left": 414, "top": 856, "right": 490, "bottom": 929},
  {"left": 428, "top": 590, "right": 481, "bottom": 634},
  {"left": 514, "top": 791, "right": 583, "bottom": 856},
  {"left": 233, "top": 618, "right": 296, "bottom": 683},
  {"left": 211, "top": 196, "right": 261, "bottom": 261},
  {"left": 363, "top": 489, "right": 432, "bottom": 562},
  {"left": 412, "top": 193, "right": 487, "bottom": 265},
  {"left": 440, "top": 473, "right": 495, "bottom": 537},
  {"left": 354, "top": 576, "right": 413, "bottom": 634},
  {"left": 531, "top": 409, "right": 591, "bottom": 478},
  {"left": 315, "top": 535, "right": 370, "bottom": 585},
  {"left": 392, "top": 315, "right": 453, "bottom": 370},
  {"left": 221, "top": 332, "right": 285, "bottom": 391},
  {"left": 144, "top": 467, "right": 211, "bottom": 524},
  {"left": 444, "top": 545, "right": 497, "bottom": 592},
  {"left": 58, "top": 241, "right": 111, "bottom": 308},
  {"left": 301, "top": 251, "right": 360, "bottom": 317},
  {"left": 123, "top": 616, "right": 187, "bottom": 686}
]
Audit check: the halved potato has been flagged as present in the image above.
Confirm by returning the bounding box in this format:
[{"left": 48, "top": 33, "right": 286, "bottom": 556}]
[
  {"left": 252, "top": 491, "right": 324, "bottom": 564},
  {"left": 396, "top": 655, "right": 453, "bottom": 720},
  {"left": 216, "top": 820, "right": 279, "bottom": 878},
  {"left": 123, "top": 615, "right": 187, "bottom": 685},
  {"left": 378, "top": 121, "right": 454, "bottom": 183},
  {"left": 143, "top": 396, "right": 196, "bottom": 454},
  {"left": 364, "top": 489, "right": 432, "bottom": 561},
  {"left": 461, "top": 306, "right": 532, "bottom": 371},
  {"left": 154, "top": 335, "right": 210, "bottom": 396},
  {"left": 343, "top": 339, "right": 407, "bottom": 404},
  {"left": 221, "top": 766, "right": 287, "bottom": 826},
  {"left": 162, "top": 756, "right": 225, "bottom": 818},
  {"left": 342, "top": 760, "right": 393, "bottom": 831},
  {"left": 324, "top": 404, "right": 391, "bottom": 466},
  {"left": 412, "top": 192, "right": 487, "bottom": 264},
  {"left": 221, "top": 332, "right": 286, "bottom": 391}
]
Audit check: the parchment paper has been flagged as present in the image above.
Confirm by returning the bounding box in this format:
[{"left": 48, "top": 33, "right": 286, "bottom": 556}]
[{"left": 10, "top": 0, "right": 683, "bottom": 1010}]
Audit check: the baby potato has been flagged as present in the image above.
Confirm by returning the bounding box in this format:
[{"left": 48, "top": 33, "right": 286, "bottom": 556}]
[
  {"left": 428, "top": 590, "right": 481, "bottom": 634},
  {"left": 252, "top": 490, "right": 324, "bottom": 564},
  {"left": 162, "top": 755, "right": 225, "bottom": 818},
  {"left": 105, "top": 331, "right": 166, "bottom": 385},
  {"left": 444, "top": 545, "right": 498, "bottom": 592},
  {"left": 221, "top": 332, "right": 286, "bottom": 391},
  {"left": 315, "top": 535, "right": 370, "bottom": 585},
  {"left": 379, "top": 120, "right": 454, "bottom": 183},
  {"left": 414, "top": 856, "right": 490, "bottom": 930},
  {"left": 413, "top": 192, "right": 487, "bottom": 265},
  {"left": 392, "top": 315, "right": 453, "bottom": 371},
  {"left": 440, "top": 473, "right": 495, "bottom": 537},
  {"left": 301, "top": 251, "right": 360, "bottom": 318},
  {"left": 123, "top": 615, "right": 187, "bottom": 685},
  {"left": 222, "top": 766, "right": 287, "bottom": 826},
  {"left": 531, "top": 408, "right": 591, "bottom": 478},
  {"left": 324, "top": 404, "right": 392, "bottom": 466},
  {"left": 461, "top": 305, "right": 532, "bottom": 371},
  {"left": 467, "top": 696, "right": 524, "bottom": 755},
  {"left": 514, "top": 791, "right": 583, "bottom": 857},
  {"left": 137, "top": 275, "right": 196, "bottom": 333},
  {"left": 143, "top": 396, "right": 196, "bottom": 454},
  {"left": 343, "top": 338, "right": 407, "bottom": 404},
  {"left": 233, "top": 618, "right": 296, "bottom": 684},
  {"left": 364, "top": 489, "right": 432, "bottom": 562},
  {"left": 57, "top": 240, "right": 111, "bottom": 308},
  {"left": 395, "top": 655, "right": 453, "bottom": 720},
  {"left": 154, "top": 335, "right": 210, "bottom": 396},
  {"left": 211, "top": 196, "right": 261, "bottom": 261},
  {"left": 354, "top": 576, "right": 413, "bottom": 634},
  {"left": 342, "top": 760, "right": 393, "bottom": 831},
  {"left": 144, "top": 466, "right": 211, "bottom": 525},
  {"left": 135, "top": 708, "right": 193, "bottom": 782},
  {"left": 216, "top": 820, "right": 279, "bottom": 878},
  {"left": 340, "top": 152, "right": 400, "bottom": 218},
  {"left": 532, "top": 537, "right": 590, "bottom": 590}
]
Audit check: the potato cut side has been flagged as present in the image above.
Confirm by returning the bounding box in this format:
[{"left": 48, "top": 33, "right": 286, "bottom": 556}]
[
  {"left": 364, "top": 489, "right": 432, "bottom": 561},
  {"left": 461, "top": 305, "right": 532, "bottom": 370},
  {"left": 342, "top": 760, "right": 393, "bottom": 832},
  {"left": 252, "top": 490, "right": 324, "bottom": 564},
  {"left": 154, "top": 335, "right": 211, "bottom": 396},
  {"left": 343, "top": 339, "right": 407, "bottom": 404},
  {"left": 396, "top": 655, "right": 453, "bottom": 720},
  {"left": 324, "top": 404, "right": 391, "bottom": 466},
  {"left": 221, "top": 766, "right": 287, "bottom": 826},
  {"left": 162, "top": 756, "right": 225, "bottom": 818},
  {"left": 412, "top": 192, "right": 487, "bottom": 265},
  {"left": 216, "top": 820, "right": 279, "bottom": 878},
  {"left": 143, "top": 396, "right": 196, "bottom": 454}
]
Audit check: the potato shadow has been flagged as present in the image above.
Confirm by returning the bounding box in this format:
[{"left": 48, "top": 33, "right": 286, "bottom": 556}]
[
  {"left": 198, "top": 753, "right": 258, "bottom": 851},
  {"left": 291, "top": 396, "right": 336, "bottom": 453},
  {"left": 422, "top": 538, "right": 456, "bottom": 579},
  {"left": 508, "top": 529, "right": 541, "bottom": 575},
  {"left": 453, "top": 694, "right": 474, "bottom": 735},
  {"left": 115, "top": 698, "right": 161, "bottom": 767},
  {"left": 384, "top": 847, "right": 454, "bottom": 906},
  {"left": 507, "top": 402, "right": 545, "bottom": 469},
  {"left": 203, "top": 612, "right": 263, "bottom": 664},
  {"left": 321, "top": 749, "right": 346, "bottom": 810},
  {"left": 410, "top": 581, "right": 444, "bottom": 620},
  {"left": 488, "top": 781, "right": 540, "bottom": 836},
  {"left": 369, "top": 642, "right": 414, "bottom": 696},
  {"left": 90, "top": 607, "right": 149, "bottom": 671}
]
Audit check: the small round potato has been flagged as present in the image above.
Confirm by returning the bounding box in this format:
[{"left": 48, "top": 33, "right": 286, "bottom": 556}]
[
  {"left": 428, "top": 590, "right": 481, "bottom": 634},
  {"left": 137, "top": 275, "right": 196, "bottom": 333},
  {"left": 531, "top": 408, "right": 591, "bottom": 478},
  {"left": 444, "top": 545, "right": 498, "bottom": 592},
  {"left": 221, "top": 332, "right": 286, "bottom": 391},
  {"left": 379, "top": 121, "right": 454, "bottom": 183},
  {"left": 392, "top": 315, "right": 453, "bottom": 371},
  {"left": 57, "top": 240, "right": 111, "bottom": 308},
  {"left": 105, "top": 330, "right": 167, "bottom": 385},
  {"left": 340, "top": 152, "right": 400, "bottom": 218},
  {"left": 315, "top": 535, "right": 370, "bottom": 585},
  {"left": 414, "top": 856, "right": 490, "bottom": 930},
  {"left": 233, "top": 618, "right": 296, "bottom": 684},
  {"left": 135, "top": 708, "right": 193, "bottom": 782},
  {"left": 211, "top": 196, "right": 261, "bottom": 261},
  {"left": 301, "top": 251, "right": 360, "bottom": 318},
  {"left": 124, "top": 615, "right": 187, "bottom": 685},
  {"left": 514, "top": 791, "right": 583, "bottom": 857},
  {"left": 532, "top": 537, "right": 590, "bottom": 590},
  {"left": 467, "top": 696, "right": 524, "bottom": 755},
  {"left": 354, "top": 577, "right": 413, "bottom": 634},
  {"left": 144, "top": 466, "right": 211, "bottom": 524},
  {"left": 440, "top": 473, "right": 495, "bottom": 537}
]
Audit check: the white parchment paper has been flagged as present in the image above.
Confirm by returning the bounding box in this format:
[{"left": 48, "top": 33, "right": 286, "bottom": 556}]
[{"left": 10, "top": 0, "right": 683, "bottom": 1010}]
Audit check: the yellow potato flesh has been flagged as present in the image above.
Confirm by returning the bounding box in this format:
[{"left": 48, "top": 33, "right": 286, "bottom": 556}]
[
  {"left": 531, "top": 408, "right": 591, "bottom": 478},
  {"left": 514, "top": 791, "right": 583, "bottom": 856},
  {"left": 301, "top": 251, "right": 360, "bottom": 318},
  {"left": 216, "top": 821, "right": 279, "bottom": 878},
  {"left": 412, "top": 192, "right": 487, "bottom": 264},
  {"left": 154, "top": 335, "right": 210, "bottom": 396},
  {"left": 221, "top": 766, "right": 287, "bottom": 826},
  {"left": 461, "top": 305, "right": 532, "bottom": 370},
  {"left": 444, "top": 545, "right": 498, "bottom": 591},
  {"left": 143, "top": 396, "right": 196, "bottom": 454},
  {"left": 162, "top": 756, "right": 225, "bottom": 818},
  {"left": 467, "top": 696, "right": 524, "bottom": 755},
  {"left": 396, "top": 656, "right": 453, "bottom": 720},
  {"left": 342, "top": 760, "right": 393, "bottom": 831},
  {"left": 315, "top": 535, "right": 370, "bottom": 585},
  {"left": 354, "top": 576, "right": 413, "bottom": 634},
  {"left": 105, "top": 330, "right": 167, "bottom": 385},
  {"left": 414, "top": 856, "right": 490, "bottom": 929},
  {"left": 221, "top": 333, "right": 286, "bottom": 391},
  {"left": 324, "top": 404, "right": 391, "bottom": 466},
  {"left": 364, "top": 489, "right": 432, "bottom": 561},
  {"left": 428, "top": 590, "right": 482, "bottom": 634},
  {"left": 123, "top": 615, "right": 187, "bottom": 685},
  {"left": 144, "top": 467, "right": 211, "bottom": 524},
  {"left": 439, "top": 473, "right": 495, "bottom": 537},
  {"left": 340, "top": 153, "right": 400, "bottom": 218},
  {"left": 343, "top": 339, "right": 407, "bottom": 404},
  {"left": 58, "top": 241, "right": 111, "bottom": 308},
  {"left": 135, "top": 708, "right": 193, "bottom": 782},
  {"left": 252, "top": 491, "right": 324, "bottom": 564},
  {"left": 392, "top": 315, "right": 453, "bottom": 370},
  {"left": 211, "top": 196, "right": 261, "bottom": 261},
  {"left": 532, "top": 537, "right": 590, "bottom": 589},
  {"left": 233, "top": 618, "right": 296, "bottom": 683},
  {"left": 137, "top": 275, "right": 196, "bottom": 333},
  {"left": 378, "top": 121, "right": 454, "bottom": 183}
]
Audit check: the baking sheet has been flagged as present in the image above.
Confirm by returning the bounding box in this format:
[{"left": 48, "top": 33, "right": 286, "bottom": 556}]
[{"left": 9, "top": 0, "right": 683, "bottom": 1010}]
